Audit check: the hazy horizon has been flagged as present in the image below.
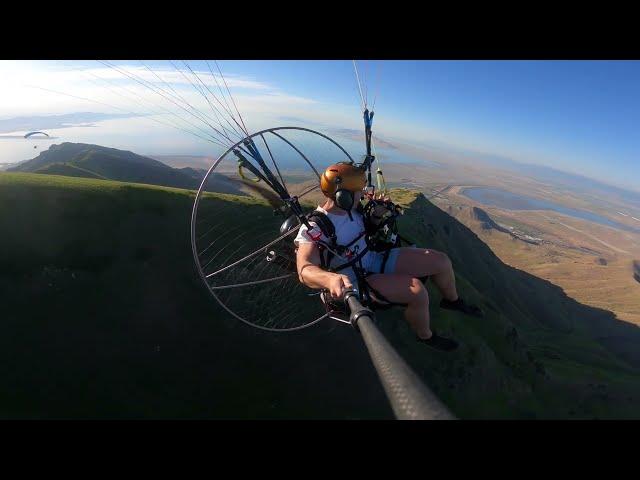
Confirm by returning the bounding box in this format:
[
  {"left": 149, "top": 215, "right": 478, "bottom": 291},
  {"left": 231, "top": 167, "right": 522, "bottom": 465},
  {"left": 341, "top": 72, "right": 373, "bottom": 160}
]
[
  {"left": 1, "top": 60, "right": 639, "bottom": 193},
  {"left": 1, "top": 111, "right": 639, "bottom": 197}
]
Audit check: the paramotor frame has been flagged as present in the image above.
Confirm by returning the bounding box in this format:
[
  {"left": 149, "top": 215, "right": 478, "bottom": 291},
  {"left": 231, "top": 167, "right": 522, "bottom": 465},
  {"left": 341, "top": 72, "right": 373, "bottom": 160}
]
[{"left": 191, "top": 126, "right": 356, "bottom": 332}]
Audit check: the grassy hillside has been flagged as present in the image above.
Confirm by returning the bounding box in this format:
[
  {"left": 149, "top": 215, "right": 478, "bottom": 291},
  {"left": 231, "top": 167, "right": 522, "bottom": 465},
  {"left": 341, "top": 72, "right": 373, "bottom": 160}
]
[
  {"left": 8, "top": 143, "right": 202, "bottom": 190},
  {"left": 385, "top": 189, "right": 640, "bottom": 418},
  {"left": 1, "top": 173, "right": 639, "bottom": 419},
  {"left": 0, "top": 172, "right": 389, "bottom": 419},
  {"left": 34, "top": 162, "right": 106, "bottom": 179}
]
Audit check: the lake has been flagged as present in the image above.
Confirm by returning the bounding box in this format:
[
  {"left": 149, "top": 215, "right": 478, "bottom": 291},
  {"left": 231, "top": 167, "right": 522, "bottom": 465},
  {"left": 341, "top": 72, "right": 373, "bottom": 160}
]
[{"left": 461, "top": 187, "right": 640, "bottom": 234}]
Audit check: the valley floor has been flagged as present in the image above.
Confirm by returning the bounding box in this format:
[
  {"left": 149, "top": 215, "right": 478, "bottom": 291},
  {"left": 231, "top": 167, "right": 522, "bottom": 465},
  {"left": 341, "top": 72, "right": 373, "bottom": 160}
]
[{"left": 431, "top": 185, "right": 640, "bottom": 325}]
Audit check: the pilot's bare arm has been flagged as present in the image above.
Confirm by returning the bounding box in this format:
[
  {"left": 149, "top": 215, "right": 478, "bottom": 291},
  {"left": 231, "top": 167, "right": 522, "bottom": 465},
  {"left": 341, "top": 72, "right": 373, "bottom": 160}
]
[{"left": 296, "top": 242, "right": 352, "bottom": 298}]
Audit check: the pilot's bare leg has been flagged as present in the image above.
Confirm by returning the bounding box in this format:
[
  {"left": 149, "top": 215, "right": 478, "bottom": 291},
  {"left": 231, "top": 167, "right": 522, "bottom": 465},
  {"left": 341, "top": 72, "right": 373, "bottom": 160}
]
[
  {"left": 365, "top": 273, "right": 432, "bottom": 339},
  {"left": 392, "top": 248, "right": 458, "bottom": 302}
]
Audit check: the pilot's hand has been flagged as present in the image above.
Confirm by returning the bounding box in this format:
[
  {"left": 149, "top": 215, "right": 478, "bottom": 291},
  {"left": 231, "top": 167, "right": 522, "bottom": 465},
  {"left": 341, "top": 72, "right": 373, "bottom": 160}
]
[{"left": 328, "top": 274, "right": 353, "bottom": 300}]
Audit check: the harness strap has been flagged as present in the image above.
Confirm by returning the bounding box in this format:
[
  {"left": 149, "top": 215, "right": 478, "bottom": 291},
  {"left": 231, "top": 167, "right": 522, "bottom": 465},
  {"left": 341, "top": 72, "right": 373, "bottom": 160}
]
[
  {"left": 362, "top": 274, "right": 407, "bottom": 308},
  {"left": 307, "top": 211, "right": 335, "bottom": 237},
  {"left": 307, "top": 211, "right": 337, "bottom": 269},
  {"left": 344, "top": 231, "right": 365, "bottom": 249},
  {"left": 380, "top": 248, "right": 392, "bottom": 274},
  {"left": 304, "top": 204, "right": 418, "bottom": 310},
  {"left": 331, "top": 245, "right": 370, "bottom": 273},
  {"left": 307, "top": 210, "right": 370, "bottom": 273}
]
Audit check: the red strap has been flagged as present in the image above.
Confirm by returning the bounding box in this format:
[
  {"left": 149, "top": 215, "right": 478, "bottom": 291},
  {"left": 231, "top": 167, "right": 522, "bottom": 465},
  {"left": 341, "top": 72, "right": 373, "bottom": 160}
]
[{"left": 308, "top": 228, "right": 323, "bottom": 242}]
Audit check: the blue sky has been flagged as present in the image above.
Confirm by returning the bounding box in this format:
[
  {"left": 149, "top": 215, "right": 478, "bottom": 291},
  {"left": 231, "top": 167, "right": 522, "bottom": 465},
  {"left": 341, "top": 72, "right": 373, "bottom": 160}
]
[
  {"left": 216, "top": 60, "right": 640, "bottom": 189},
  {"left": 1, "top": 60, "right": 638, "bottom": 191}
]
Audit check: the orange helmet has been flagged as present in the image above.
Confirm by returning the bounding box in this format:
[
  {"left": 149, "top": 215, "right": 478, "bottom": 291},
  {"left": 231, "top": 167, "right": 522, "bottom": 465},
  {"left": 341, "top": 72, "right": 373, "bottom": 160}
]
[{"left": 320, "top": 162, "right": 366, "bottom": 198}]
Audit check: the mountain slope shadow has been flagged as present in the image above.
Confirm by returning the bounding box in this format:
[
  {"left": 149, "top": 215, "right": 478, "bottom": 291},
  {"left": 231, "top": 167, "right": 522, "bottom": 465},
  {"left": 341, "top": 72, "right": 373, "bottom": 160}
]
[
  {"left": 0, "top": 174, "right": 638, "bottom": 419},
  {"left": 0, "top": 173, "right": 391, "bottom": 419},
  {"left": 374, "top": 189, "right": 640, "bottom": 419}
]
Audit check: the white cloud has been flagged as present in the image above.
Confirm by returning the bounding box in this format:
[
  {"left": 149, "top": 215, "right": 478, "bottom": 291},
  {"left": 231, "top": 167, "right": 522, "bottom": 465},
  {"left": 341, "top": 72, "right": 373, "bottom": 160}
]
[
  {"left": 0, "top": 61, "right": 277, "bottom": 118},
  {"left": 0, "top": 61, "right": 409, "bottom": 157},
  {"left": 79, "top": 63, "right": 272, "bottom": 91}
]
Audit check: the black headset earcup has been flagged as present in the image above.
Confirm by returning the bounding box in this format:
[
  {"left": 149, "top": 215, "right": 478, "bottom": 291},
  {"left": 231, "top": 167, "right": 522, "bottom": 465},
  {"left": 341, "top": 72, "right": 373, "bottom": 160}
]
[{"left": 335, "top": 189, "right": 354, "bottom": 211}]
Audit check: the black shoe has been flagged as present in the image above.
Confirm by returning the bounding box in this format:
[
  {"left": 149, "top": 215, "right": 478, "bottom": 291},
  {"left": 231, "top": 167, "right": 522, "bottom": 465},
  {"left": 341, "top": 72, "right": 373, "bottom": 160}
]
[
  {"left": 417, "top": 330, "right": 459, "bottom": 352},
  {"left": 440, "top": 297, "right": 484, "bottom": 318}
]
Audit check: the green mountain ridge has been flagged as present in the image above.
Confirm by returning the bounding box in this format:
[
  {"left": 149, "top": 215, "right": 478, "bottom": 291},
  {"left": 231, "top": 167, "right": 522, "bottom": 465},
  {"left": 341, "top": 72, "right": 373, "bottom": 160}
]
[
  {"left": 7, "top": 142, "right": 252, "bottom": 196},
  {"left": 34, "top": 162, "right": 107, "bottom": 179},
  {"left": 1, "top": 172, "right": 639, "bottom": 419},
  {"left": 7, "top": 142, "right": 205, "bottom": 190}
]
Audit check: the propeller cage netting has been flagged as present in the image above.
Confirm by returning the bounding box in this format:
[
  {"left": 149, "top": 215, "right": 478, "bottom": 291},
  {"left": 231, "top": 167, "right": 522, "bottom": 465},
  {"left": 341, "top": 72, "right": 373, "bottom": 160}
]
[{"left": 191, "top": 127, "right": 356, "bottom": 331}]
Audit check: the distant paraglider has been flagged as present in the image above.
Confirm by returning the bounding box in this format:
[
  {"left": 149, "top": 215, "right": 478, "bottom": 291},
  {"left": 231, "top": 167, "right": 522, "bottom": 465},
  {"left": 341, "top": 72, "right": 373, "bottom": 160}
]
[
  {"left": 24, "top": 131, "right": 50, "bottom": 139},
  {"left": 25, "top": 131, "right": 50, "bottom": 150}
]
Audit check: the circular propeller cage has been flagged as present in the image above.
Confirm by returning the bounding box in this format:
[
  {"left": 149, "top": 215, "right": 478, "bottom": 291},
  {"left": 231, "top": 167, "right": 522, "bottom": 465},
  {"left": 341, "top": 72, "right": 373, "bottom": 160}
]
[{"left": 191, "top": 127, "right": 355, "bottom": 332}]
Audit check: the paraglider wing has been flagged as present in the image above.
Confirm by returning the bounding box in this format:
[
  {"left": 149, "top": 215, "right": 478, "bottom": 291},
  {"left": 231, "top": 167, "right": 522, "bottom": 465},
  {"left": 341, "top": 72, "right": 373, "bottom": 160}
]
[{"left": 24, "top": 131, "right": 50, "bottom": 139}]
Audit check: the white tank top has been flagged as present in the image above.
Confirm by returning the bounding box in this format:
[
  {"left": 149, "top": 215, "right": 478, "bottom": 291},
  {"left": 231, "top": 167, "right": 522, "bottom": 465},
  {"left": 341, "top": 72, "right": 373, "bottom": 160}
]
[{"left": 294, "top": 206, "right": 370, "bottom": 270}]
